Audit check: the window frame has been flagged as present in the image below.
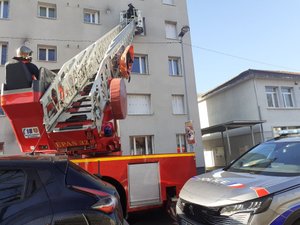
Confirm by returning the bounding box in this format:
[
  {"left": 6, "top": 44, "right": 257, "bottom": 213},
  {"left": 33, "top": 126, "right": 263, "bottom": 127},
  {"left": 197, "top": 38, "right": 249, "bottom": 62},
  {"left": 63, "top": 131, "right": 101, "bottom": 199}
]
[
  {"left": 132, "top": 54, "right": 148, "bottom": 74},
  {"left": 0, "top": 0, "right": 9, "bottom": 19},
  {"left": 0, "top": 42, "right": 8, "bottom": 65},
  {"left": 172, "top": 94, "right": 185, "bottom": 115},
  {"left": 130, "top": 135, "right": 154, "bottom": 155},
  {"left": 176, "top": 134, "right": 186, "bottom": 153},
  {"left": 265, "top": 86, "right": 279, "bottom": 108},
  {"left": 37, "top": 45, "right": 57, "bottom": 62},
  {"left": 281, "top": 87, "right": 295, "bottom": 108},
  {"left": 168, "top": 57, "right": 181, "bottom": 76},
  {"left": 83, "top": 8, "right": 100, "bottom": 24},
  {"left": 0, "top": 142, "right": 3, "bottom": 154},
  {"left": 38, "top": 2, "right": 57, "bottom": 19}
]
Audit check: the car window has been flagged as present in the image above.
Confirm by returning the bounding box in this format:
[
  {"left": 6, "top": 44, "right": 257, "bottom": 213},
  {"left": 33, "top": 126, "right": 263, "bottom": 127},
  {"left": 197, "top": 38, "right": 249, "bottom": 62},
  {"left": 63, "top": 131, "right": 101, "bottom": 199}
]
[
  {"left": 0, "top": 169, "right": 25, "bottom": 204},
  {"left": 66, "top": 161, "right": 105, "bottom": 190},
  {"left": 227, "top": 142, "right": 300, "bottom": 176}
]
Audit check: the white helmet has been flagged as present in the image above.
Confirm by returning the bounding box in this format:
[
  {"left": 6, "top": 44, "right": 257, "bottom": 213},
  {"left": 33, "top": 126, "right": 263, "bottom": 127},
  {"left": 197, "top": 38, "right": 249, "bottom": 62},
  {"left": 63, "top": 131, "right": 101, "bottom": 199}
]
[{"left": 16, "top": 46, "right": 33, "bottom": 60}]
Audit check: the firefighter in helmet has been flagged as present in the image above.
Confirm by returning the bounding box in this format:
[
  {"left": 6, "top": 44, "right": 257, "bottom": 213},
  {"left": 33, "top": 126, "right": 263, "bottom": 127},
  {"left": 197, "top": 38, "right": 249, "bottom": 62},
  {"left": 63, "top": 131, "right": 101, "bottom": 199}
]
[{"left": 13, "top": 45, "right": 39, "bottom": 80}]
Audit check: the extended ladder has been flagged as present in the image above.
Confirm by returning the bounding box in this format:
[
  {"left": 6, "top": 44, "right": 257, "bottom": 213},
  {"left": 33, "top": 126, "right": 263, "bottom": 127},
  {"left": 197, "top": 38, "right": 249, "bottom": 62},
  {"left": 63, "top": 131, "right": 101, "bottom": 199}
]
[{"left": 40, "top": 11, "right": 143, "bottom": 133}]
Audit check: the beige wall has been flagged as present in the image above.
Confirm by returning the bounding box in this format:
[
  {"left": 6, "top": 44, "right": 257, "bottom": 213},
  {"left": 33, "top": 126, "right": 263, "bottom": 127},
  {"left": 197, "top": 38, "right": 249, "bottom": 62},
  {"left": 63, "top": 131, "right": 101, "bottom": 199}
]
[{"left": 0, "top": 0, "right": 204, "bottom": 168}]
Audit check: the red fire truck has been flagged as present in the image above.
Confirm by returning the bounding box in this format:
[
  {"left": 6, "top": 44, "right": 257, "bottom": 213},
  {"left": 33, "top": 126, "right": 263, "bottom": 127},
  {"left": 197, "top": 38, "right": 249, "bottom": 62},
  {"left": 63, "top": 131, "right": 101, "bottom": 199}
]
[{"left": 1, "top": 9, "right": 196, "bottom": 216}]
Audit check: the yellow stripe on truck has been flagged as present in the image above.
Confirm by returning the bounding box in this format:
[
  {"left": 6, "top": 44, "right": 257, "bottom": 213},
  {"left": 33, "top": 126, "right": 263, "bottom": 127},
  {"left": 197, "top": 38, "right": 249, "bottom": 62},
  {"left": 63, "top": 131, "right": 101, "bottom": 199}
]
[{"left": 71, "top": 152, "right": 195, "bottom": 163}]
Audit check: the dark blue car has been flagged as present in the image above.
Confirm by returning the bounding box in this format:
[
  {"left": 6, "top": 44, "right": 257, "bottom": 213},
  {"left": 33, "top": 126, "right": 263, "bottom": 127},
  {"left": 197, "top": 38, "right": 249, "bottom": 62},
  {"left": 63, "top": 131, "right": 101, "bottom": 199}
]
[{"left": 0, "top": 155, "right": 127, "bottom": 225}]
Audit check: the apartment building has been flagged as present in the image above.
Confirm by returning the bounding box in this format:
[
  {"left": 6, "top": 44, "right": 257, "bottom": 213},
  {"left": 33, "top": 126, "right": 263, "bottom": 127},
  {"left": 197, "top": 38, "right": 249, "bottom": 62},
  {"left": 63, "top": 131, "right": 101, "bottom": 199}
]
[
  {"left": 198, "top": 69, "right": 300, "bottom": 168},
  {"left": 0, "top": 0, "right": 204, "bottom": 169}
]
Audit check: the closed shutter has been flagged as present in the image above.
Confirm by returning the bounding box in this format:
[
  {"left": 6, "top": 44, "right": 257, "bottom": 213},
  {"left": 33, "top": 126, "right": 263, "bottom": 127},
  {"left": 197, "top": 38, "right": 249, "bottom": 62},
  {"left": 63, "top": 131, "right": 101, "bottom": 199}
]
[
  {"left": 128, "top": 94, "right": 151, "bottom": 115},
  {"left": 172, "top": 95, "right": 184, "bottom": 114},
  {"left": 165, "top": 22, "right": 177, "bottom": 39}
]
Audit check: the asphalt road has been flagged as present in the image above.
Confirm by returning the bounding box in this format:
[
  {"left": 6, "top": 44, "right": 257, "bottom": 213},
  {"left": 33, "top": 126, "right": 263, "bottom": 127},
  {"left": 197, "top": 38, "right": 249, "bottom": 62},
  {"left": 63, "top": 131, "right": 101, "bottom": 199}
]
[{"left": 127, "top": 208, "right": 178, "bottom": 225}]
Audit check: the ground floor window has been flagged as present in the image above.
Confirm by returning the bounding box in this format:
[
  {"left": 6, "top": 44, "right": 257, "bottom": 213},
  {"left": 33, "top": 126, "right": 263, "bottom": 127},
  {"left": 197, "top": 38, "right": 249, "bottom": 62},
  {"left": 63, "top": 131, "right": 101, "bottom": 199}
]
[
  {"left": 130, "top": 135, "right": 154, "bottom": 155},
  {"left": 0, "top": 142, "right": 3, "bottom": 155},
  {"left": 176, "top": 134, "right": 186, "bottom": 153}
]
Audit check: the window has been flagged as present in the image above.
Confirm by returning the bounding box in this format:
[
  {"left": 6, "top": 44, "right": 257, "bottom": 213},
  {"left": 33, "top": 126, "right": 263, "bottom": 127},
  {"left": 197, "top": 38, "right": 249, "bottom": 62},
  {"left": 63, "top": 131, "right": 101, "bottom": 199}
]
[
  {"left": 38, "top": 45, "right": 56, "bottom": 62},
  {"left": 0, "top": 107, "right": 4, "bottom": 116},
  {"left": 0, "top": 169, "right": 25, "bottom": 205},
  {"left": 0, "top": 0, "right": 9, "bottom": 19},
  {"left": 0, "top": 43, "right": 7, "bottom": 65},
  {"left": 132, "top": 55, "right": 148, "bottom": 74},
  {"left": 281, "top": 87, "right": 294, "bottom": 108},
  {"left": 169, "top": 57, "right": 181, "bottom": 76},
  {"left": 172, "top": 95, "right": 185, "bottom": 114},
  {"left": 265, "top": 86, "right": 279, "bottom": 108},
  {"left": 128, "top": 94, "right": 151, "bottom": 115},
  {"left": 130, "top": 136, "right": 154, "bottom": 155},
  {"left": 162, "top": 0, "right": 175, "bottom": 5},
  {"left": 165, "top": 21, "right": 177, "bottom": 39},
  {"left": 0, "top": 142, "right": 3, "bottom": 154},
  {"left": 38, "top": 2, "right": 56, "bottom": 19},
  {"left": 176, "top": 134, "right": 186, "bottom": 153},
  {"left": 84, "top": 9, "right": 100, "bottom": 24}
]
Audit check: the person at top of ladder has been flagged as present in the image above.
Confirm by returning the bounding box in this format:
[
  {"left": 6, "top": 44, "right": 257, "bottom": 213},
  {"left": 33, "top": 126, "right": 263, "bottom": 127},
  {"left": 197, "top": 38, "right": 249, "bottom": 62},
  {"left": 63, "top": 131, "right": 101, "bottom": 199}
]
[
  {"left": 13, "top": 46, "right": 39, "bottom": 80},
  {"left": 126, "top": 3, "right": 137, "bottom": 20}
]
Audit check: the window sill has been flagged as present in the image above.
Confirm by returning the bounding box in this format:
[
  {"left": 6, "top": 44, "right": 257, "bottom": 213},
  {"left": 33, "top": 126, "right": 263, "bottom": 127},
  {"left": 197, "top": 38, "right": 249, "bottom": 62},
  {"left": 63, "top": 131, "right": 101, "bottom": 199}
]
[
  {"left": 267, "top": 107, "right": 300, "bottom": 110},
  {"left": 162, "top": 3, "right": 176, "bottom": 6},
  {"left": 132, "top": 73, "right": 150, "bottom": 76},
  {"left": 37, "top": 16, "right": 57, "bottom": 20},
  {"left": 172, "top": 113, "right": 187, "bottom": 116},
  {"left": 83, "top": 22, "right": 101, "bottom": 25},
  {"left": 128, "top": 113, "right": 154, "bottom": 116},
  {"left": 0, "top": 17, "right": 9, "bottom": 21},
  {"left": 169, "top": 74, "right": 183, "bottom": 77},
  {"left": 37, "top": 60, "right": 57, "bottom": 63}
]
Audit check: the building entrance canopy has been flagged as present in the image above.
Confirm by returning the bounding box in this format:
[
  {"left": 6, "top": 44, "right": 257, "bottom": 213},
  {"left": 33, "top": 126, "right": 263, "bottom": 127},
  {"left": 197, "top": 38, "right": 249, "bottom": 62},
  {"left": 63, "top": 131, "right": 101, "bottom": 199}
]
[{"left": 201, "top": 120, "right": 265, "bottom": 165}]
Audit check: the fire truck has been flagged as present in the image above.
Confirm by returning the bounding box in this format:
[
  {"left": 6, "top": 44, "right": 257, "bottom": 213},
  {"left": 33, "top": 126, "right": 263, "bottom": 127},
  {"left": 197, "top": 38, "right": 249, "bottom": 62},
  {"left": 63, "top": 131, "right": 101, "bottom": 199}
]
[{"left": 0, "top": 8, "right": 196, "bottom": 216}]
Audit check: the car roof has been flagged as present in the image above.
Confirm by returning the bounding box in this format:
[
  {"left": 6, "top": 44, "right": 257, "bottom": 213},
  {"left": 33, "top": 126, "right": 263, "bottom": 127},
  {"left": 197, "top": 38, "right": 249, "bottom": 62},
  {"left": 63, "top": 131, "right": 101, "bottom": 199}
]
[
  {"left": 269, "top": 135, "right": 300, "bottom": 143},
  {"left": 0, "top": 154, "right": 68, "bottom": 164}
]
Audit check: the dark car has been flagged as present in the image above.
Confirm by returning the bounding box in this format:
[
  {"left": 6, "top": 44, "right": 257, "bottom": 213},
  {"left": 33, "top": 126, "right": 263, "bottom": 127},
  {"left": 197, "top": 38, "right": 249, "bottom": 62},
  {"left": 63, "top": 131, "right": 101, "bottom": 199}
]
[{"left": 0, "top": 154, "right": 127, "bottom": 225}]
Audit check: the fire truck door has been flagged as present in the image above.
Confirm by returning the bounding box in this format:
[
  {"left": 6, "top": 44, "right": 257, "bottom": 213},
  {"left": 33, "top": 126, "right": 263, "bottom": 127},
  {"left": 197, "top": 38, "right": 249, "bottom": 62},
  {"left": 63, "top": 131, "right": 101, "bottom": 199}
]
[{"left": 128, "top": 163, "right": 161, "bottom": 207}]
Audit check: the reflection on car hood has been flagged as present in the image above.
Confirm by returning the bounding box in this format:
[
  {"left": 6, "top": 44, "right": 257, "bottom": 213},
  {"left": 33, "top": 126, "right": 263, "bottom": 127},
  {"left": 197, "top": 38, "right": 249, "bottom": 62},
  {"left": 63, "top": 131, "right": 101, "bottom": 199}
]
[{"left": 179, "top": 169, "right": 300, "bottom": 207}]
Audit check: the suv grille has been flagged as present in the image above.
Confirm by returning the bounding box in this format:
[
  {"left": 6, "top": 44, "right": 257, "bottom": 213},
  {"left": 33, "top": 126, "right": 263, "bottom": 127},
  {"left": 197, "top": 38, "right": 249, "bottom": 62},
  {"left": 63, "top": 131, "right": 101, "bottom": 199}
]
[{"left": 180, "top": 199, "right": 250, "bottom": 225}]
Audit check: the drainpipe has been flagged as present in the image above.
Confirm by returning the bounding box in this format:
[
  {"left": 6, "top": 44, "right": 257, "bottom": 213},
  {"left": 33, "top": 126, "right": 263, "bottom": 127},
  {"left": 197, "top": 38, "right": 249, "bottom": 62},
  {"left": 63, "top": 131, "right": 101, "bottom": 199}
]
[{"left": 253, "top": 78, "right": 265, "bottom": 142}]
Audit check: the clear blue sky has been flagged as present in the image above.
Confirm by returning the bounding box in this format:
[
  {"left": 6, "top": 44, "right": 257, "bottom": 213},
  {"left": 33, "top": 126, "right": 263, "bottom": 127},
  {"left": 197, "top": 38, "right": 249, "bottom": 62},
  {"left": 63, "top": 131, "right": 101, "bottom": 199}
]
[{"left": 187, "top": 0, "right": 300, "bottom": 93}]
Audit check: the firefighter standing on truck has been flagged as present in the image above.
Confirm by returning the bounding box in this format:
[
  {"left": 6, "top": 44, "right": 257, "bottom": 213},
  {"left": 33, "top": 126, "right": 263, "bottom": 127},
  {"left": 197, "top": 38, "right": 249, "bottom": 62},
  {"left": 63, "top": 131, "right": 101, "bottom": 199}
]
[{"left": 13, "top": 46, "right": 39, "bottom": 80}]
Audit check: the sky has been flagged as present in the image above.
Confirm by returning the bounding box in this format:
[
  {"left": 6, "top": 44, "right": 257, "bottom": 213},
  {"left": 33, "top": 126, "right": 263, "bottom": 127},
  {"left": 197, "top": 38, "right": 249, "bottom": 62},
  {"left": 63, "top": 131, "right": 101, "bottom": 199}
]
[{"left": 187, "top": 0, "right": 300, "bottom": 94}]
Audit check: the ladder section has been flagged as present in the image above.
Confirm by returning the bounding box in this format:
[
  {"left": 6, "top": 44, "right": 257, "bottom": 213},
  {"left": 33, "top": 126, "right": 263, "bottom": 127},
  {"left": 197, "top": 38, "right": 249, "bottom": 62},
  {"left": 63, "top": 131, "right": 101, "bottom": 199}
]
[{"left": 40, "top": 20, "right": 136, "bottom": 133}]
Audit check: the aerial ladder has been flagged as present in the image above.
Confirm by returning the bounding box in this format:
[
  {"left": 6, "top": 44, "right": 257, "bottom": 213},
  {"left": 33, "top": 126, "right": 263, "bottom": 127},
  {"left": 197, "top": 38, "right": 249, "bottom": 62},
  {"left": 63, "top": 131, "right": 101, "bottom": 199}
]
[{"left": 1, "top": 8, "right": 196, "bottom": 215}]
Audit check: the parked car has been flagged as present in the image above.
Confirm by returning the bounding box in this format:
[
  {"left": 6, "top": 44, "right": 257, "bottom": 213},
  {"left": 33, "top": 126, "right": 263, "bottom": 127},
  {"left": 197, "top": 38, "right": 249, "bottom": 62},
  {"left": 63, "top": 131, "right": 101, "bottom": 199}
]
[
  {"left": 0, "top": 154, "right": 127, "bottom": 225},
  {"left": 177, "top": 130, "right": 300, "bottom": 225}
]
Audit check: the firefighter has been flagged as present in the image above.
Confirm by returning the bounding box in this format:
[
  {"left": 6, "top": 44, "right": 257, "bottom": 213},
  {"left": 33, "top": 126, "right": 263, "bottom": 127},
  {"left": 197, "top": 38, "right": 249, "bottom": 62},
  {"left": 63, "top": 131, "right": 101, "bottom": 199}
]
[
  {"left": 126, "top": 3, "right": 137, "bottom": 19},
  {"left": 13, "top": 46, "right": 39, "bottom": 80}
]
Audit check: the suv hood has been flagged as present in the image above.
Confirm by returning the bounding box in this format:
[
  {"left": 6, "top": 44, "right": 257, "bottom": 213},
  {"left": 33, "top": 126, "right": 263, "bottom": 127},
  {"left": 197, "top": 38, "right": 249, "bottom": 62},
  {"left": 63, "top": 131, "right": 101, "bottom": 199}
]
[{"left": 180, "top": 169, "right": 300, "bottom": 207}]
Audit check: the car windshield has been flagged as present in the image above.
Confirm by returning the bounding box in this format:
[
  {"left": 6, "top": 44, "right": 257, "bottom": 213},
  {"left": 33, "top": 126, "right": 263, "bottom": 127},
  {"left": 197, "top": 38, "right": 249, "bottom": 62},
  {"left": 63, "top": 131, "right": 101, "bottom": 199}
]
[{"left": 227, "top": 141, "right": 300, "bottom": 176}]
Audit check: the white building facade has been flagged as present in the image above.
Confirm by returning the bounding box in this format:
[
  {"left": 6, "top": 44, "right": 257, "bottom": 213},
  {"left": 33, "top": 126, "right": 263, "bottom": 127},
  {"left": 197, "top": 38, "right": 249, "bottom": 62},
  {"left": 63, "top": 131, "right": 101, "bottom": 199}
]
[
  {"left": 199, "top": 69, "right": 300, "bottom": 169},
  {"left": 0, "top": 0, "right": 204, "bottom": 170}
]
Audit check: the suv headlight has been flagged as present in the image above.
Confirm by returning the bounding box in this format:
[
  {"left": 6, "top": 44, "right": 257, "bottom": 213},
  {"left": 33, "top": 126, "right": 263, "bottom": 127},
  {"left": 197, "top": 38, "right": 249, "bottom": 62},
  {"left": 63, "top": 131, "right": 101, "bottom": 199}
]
[{"left": 220, "top": 196, "right": 273, "bottom": 216}]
